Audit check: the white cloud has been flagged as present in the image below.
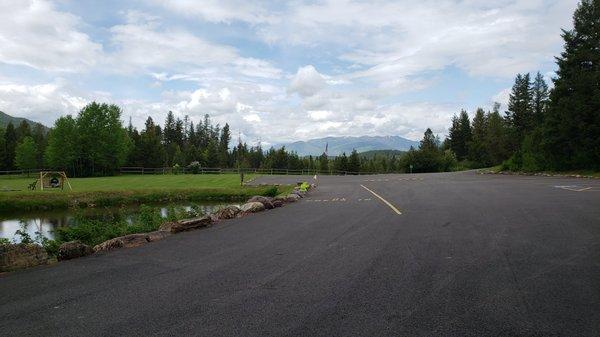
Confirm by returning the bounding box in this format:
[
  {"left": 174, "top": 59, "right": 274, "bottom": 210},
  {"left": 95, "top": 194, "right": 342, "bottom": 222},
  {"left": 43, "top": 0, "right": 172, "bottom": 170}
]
[
  {"left": 0, "top": 78, "right": 101, "bottom": 125},
  {"left": 307, "top": 110, "right": 333, "bottom": 121},
  {"left": 0, "top": 0, "right": 102, "bottom": 72},
  {"left": 152, "top": 0, "right": 275, "bottom": 24},
  {"left": 288, "top": 65, "right": 327, "bottom": 97}
]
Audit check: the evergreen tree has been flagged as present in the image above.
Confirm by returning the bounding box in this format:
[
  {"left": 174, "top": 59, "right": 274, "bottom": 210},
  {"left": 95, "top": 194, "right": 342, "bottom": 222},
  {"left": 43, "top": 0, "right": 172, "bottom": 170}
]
[
  {"left": 32, "top": 123, "right": 47, "bottom": 168},
  {"left": 468, "top": 108, "right": 488, "bottom": 166},
  {"left": 506, "top": 73, "right": 533, "bottom": 147},
  {"left": 484, "top": 104, "right": 511, "bottom": 165},
  {"left": 348, "top": 149, "right": 361, "bottom": 174},
  {"left": 218, "top": 123, "right": 231, "bottom": 167},
  {"left": 204, "top": 139, "right": 219, "bottom": 167},
  {"left": 532, "top": 72, "right": 549, "bottom": 124},
  {"left": 541, "top": 0, "right": 600, "bottom": 170},
  {"left": 447, "top": 110, "right": 472, "bottom": 160},
  {"left": 16, "top": 120, "right": 31, "bottom": 142},
  {"left": 334, "top": 152, "right": 349, "bottom": 172},
  {"left": 318, "top": 152, "right": 329, "bottom": 173},
  {"left": 4, "top": 122, "right": 17, "bottom": 170},
  {"left": 0, "top": 127, "right": 6, "bottom": 170}
]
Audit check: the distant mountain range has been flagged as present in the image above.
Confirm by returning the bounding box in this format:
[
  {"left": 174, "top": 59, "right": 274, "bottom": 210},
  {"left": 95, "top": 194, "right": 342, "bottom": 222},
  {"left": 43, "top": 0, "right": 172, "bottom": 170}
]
[
  {"left": 0, "top": 111, "right": 47, "bottom": 130},
  {"left": 277, "top": 136, "right": 419, "bottom": 156}
]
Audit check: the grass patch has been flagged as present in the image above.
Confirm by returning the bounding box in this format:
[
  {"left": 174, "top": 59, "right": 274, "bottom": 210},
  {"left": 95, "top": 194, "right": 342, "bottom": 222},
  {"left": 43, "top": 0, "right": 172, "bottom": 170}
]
[{"left": 0, "top": 174, "right": 294, "bottom": 213}]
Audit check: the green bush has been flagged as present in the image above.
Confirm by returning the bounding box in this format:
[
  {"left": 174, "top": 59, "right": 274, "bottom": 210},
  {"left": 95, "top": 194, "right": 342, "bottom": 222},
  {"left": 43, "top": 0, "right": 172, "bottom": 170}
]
[{"left": 262, "top": 186, "right": 278, "bottom": 197}]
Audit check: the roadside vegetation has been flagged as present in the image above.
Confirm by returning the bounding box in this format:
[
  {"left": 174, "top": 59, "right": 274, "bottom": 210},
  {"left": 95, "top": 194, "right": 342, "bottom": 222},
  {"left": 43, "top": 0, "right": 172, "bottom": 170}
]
[{"left": 4, "top": 203, "right": 207, "bottom": 258}]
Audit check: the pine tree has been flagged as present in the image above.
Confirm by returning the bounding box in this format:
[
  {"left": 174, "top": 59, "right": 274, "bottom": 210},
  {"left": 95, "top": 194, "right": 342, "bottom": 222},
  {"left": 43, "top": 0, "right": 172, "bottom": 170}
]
[
  {"left": 506, "top": 73, "right": 533, "bottom": 147},
  {"left": 4, "top": 122, "right": 17, "bottom": 170},
  {"left": 468, "top": 108, "right": 488, "bottom": 166},
  {"left": 318, "top": 152, "right": 329, "bottom": 173},
  {"left": 348, "top": 149, "right": 361, "bottom": 174},
  {"left": 32, "top": 123, "right": 47, "bottom": 168},
  {"left": 218, "top": 123, "right": 231, "bottom": 167},
  {"left": 541, "top": 0, "right": 600, "bottom": 170},
  {"left": 531, "top": 72, "right": 549, "bottom": 125},
  {"left": 0, "top": 127, "right": 6, "bottom": 170},
  {"left": 16, "top": 120, "right": 31, "bottom": 142},
  {"left": 485, "top": 104, "right": 510, "bottom": 165},
  {"left": 448, "top": 110, "right": 472, "bottom": 160}
]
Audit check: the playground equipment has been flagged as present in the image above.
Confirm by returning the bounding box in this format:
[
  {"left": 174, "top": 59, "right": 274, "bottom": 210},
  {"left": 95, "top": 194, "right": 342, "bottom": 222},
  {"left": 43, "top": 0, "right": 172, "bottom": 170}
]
[{"left": 28, "top": 171, "right": 72, "bottom": 191}]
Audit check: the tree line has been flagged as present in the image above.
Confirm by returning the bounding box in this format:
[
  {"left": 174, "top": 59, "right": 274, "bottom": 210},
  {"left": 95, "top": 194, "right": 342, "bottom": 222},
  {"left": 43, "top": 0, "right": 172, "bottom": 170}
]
[
  {"left": 432, "top": 0, "right": 599, "bottom": 172},
  {"left": 0, "top": 102, "right": 410, "bottom": 176}
]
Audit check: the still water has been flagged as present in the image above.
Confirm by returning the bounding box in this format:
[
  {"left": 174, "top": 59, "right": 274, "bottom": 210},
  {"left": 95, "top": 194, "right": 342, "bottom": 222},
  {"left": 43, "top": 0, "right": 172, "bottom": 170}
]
[{"left": 0, "top": 203, "right": 227, "bottom": 243}]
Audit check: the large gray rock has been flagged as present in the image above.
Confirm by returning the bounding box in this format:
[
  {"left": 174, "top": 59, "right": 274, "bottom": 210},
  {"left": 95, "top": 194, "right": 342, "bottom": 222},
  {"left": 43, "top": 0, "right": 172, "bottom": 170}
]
[
  {"left": 247, "top": 196, "right": 274, "bottom": 209},
  {"left": 286, "top": 194, "right": 301, "bottom": 202},
  {"left": 57, "top": 241, "right": 93, "bottom": 261},
  {"left": 215, "top": 205, "right": 241, "bottom": 219},
  {"left": 0, "top": 243, "right": 48, "bottom": 272},
  {"left": 159, "top": 216, "right": 212, "bottom": 233},
  {"left": 272, "top": 199, "right": 284, "bottom": 208},
  {"left": 93, "top": 233, "right": 150, "bottom": 252},
  {"left": 240, "top": 201, "right": 266, "bottom": 213},
  {"left": 146, "top": 230, "right": 171, "bottom": 242}
]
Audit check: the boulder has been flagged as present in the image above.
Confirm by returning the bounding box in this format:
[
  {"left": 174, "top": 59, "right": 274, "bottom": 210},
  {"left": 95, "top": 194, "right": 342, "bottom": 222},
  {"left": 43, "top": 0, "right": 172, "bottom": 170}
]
[
  {"left": 0, "top": 243, "right": 48, "bottom": 272},
  {"left": 93, "top": 233, "right": 150, "bottom": 252},
  {"left": 57, "top": 241, "right": 93, "bottom": 261},
  {"left": 247, "top": 196, "right": 274, "bottom": 209},
  {"left": 240, "top": 202, "right": 266, "bottom": 213},
  {"left": 286, "top": 193, "right": 301, "bottom": 202},
  {"left": 272, "top": 199, "right": 284, "bottom": 208},
  {"left": 159, "top": 216, "right": 212, "bottom": 233},
  {"left": 215, "top": 205, "right": 241, "bottom": 220},
  {"left": 291, "top": 190, "right": 305, "bottom": 198},
  {"left": 146, "top": 230, "right": 171, "bottom": 242}
]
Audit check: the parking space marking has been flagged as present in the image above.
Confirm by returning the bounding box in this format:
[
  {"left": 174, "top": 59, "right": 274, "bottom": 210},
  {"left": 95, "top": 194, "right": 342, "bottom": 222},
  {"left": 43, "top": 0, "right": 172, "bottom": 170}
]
[
  {"left": 554, "top": 185, "right": 595, "bottom": 192},
  {"left": 360, "top": 184, "right": 402, "bottom": 215}
]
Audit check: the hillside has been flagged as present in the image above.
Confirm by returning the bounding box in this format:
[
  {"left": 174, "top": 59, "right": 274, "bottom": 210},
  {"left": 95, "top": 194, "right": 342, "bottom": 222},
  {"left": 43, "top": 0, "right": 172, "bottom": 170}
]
[
  {"left": 359, "top": 149, "right": 406, "bottom": 159},
  {"left": 278, "top": 136, "right": 418, "bottom": 156},
  {"left": 0, "top": 111, "right": 47, "bottom": 130}
]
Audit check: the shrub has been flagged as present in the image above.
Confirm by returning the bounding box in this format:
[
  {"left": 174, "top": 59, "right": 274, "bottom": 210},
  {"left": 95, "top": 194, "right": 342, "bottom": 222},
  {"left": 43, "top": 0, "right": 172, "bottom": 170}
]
[
  {"left": 188, "top": 161, "right": 201, "bottom": 174},
  {"left": 262, "top": 186, "right": 278, "bottom": 197}
]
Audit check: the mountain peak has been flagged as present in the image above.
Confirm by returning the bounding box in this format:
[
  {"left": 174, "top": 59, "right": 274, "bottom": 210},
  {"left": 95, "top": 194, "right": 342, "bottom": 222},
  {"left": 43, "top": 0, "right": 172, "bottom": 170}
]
[{"left": 277, "top": 135, "right": 419, "bottom": 156}]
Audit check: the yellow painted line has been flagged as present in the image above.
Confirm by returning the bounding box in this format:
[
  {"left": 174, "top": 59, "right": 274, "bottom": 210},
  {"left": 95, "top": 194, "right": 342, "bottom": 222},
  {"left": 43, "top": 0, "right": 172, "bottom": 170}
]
[{"left": 360, "top": 184, "right": 402, "bottom": 215}]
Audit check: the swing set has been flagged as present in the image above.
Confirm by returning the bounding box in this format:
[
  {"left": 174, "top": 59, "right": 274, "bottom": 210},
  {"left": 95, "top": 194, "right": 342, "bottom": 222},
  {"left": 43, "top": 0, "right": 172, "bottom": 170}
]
[{"left": 28, "top": 171, "right": 73, "bottom": 191}]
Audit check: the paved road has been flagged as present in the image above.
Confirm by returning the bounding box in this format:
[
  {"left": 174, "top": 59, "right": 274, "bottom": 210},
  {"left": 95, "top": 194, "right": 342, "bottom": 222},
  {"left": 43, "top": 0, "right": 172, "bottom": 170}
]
[{"left": 2, "top": 172, "right": 600, "bottom": 336}]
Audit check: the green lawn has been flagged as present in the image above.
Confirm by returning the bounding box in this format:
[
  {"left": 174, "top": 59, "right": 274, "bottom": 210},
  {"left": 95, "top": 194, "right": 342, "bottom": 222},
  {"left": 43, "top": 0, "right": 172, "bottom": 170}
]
[
  {"left": 0, "top": 174, "right": 290, "bottom": 213},
  {"left": 0, "top": 173, "right": 254, "bottom": 193}
]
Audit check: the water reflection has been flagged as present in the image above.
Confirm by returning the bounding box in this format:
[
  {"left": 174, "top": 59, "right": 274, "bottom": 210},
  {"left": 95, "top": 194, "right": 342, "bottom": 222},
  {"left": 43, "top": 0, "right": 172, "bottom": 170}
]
[{"left": 0, "top": 203, "right": 227, "bottom": 243}]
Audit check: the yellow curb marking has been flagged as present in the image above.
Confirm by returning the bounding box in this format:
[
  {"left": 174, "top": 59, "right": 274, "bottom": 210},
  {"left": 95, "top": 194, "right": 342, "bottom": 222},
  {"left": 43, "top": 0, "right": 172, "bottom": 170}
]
[{"left": 360, "top": 184, "right": 402, "bottom": 215}]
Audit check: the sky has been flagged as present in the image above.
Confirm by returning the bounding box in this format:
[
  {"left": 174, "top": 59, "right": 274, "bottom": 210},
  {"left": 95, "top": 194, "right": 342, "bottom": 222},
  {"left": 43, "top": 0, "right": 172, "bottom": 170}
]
[{"left": 0, "top": 0, "right": 579, "bottom": 144}]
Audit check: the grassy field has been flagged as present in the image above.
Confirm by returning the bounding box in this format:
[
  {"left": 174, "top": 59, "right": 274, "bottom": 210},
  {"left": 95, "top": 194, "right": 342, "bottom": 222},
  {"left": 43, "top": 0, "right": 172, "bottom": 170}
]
[
  {"left": 0, "top": 173, "right": 255, "bottom": 192},
  {"left": 0, "top": 174, "right": 290, "bottom": 213}
]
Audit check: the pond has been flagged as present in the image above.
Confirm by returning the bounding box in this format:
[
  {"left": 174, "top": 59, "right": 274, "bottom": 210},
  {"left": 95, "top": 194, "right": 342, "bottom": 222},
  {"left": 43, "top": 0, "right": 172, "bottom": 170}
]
[{"left": 0, "top": 202, "right": 231, "bottom": 243}]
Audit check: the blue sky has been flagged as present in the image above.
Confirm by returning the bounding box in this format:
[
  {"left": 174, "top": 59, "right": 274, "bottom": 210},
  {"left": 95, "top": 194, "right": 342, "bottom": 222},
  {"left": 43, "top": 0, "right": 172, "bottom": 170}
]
[{"left": 0, "top": 0, "right": 578, "bottom": 143}]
